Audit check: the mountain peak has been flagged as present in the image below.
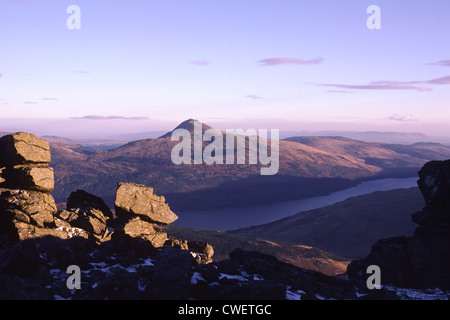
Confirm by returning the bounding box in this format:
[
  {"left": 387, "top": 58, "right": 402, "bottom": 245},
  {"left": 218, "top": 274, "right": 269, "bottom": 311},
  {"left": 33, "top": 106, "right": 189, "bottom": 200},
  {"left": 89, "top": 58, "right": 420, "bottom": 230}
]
[{"left": 159, "top": 119, "right": 214, "bottom": 138}]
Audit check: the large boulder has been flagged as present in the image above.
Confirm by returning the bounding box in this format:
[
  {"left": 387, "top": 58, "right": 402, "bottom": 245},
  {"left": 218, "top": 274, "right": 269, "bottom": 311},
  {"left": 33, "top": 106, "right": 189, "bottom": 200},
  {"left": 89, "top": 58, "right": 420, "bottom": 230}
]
[
  {"left": 0, "top": 133, "right": 54, "bottom": 192},
  {"left": 0, "top": 132, "right": 51, "bottom": 167},
  {"left": 114, "top": 182, "right": 178, "bottom": 225}
]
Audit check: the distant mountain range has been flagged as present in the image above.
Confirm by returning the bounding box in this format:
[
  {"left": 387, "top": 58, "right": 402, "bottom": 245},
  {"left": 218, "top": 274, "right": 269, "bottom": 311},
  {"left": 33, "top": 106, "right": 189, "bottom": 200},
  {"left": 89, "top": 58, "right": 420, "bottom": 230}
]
[
  {"left": 42, "top": 119, "right": 450, "bottom": 211},
  {"left": 282, "top": 130, "right": 450, "bottom": 145}
]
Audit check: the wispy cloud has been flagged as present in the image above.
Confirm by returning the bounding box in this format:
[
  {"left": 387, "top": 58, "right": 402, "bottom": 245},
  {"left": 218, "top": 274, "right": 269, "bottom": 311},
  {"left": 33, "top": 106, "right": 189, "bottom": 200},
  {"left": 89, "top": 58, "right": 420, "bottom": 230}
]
[
  {"left": 245, "top": 95, "right": 263, "bottom": 100},
  {"left": 24, "top": 101, "right": 38, "bottom": 104},
  {"left": 426, "top": 75, "right": 450, "bottom": 85},
  {"left": 388, "top": 114, "right": 419, "bottom": 122},
  {"left": 75, "top": 70, "right": 91, "bottom": 74},
  {"left": 71, "top": 115, "right": 149, "bottom": 120},
  {"left": 321, "top": 82, "right": 431, "bottom": 92},
  {"left": 327, "top": 90, "right": 353, "bottom": 94},
  {"left": 42, "top": 98, "right": 59, "bottom": 101},
  {"left": 320, "top": 75, "right": 450, "bottom": 92},
  {"left": 188, "top": 60, "right": 210, "bottom": 66},
  {"left": 428, "top": 59, "right": 450, "bottom": 67},
  {"left": 258, "top": 57, "right": 323, "bottom": 66}
]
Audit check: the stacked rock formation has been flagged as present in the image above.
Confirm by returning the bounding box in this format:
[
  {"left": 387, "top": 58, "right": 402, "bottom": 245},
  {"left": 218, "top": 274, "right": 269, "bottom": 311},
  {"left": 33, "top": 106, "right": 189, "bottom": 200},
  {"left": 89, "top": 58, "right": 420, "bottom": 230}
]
[
  {"left": 113, "top": 182, "right": 178, "bottom": 248},
  {"left": 113, "top": 182, "right": 214, "bottom": 263},
  {"left": 0, "top": 132, "right": 69, "bottom": 241},
  {"left": 348, "top": 159, "right": 450, "bottom": 290}
]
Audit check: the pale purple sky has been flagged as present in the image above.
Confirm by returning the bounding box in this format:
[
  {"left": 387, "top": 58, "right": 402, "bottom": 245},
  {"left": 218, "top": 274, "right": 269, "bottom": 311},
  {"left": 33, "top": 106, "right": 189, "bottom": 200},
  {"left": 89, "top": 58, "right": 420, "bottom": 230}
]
[{"left": 1, "top": 0, "right": 450, "bottom": 138}]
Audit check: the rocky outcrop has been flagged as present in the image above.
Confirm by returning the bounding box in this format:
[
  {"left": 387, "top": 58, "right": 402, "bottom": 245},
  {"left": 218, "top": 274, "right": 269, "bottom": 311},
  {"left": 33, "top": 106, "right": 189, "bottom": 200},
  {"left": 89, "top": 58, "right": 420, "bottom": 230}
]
[
  {"left": 0, "top": 133, "right": 60, "bottom": 241},
  {"left": 112, "top": 182, "right": 178, "bottom": 248},
  {"left": 0, "top": 132, "right": 214, "bottom": 264},
  {"left": 348, "top": 159, "right": 450, "bottom": 290}
]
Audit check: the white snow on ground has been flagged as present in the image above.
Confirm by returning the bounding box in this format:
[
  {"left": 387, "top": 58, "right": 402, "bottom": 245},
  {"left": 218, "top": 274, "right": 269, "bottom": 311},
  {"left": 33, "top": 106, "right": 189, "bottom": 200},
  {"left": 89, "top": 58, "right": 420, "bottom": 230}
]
[
  {"left": 219, "top": 273, "right": 248, "bottom": 282},
  {"left": 84, "top": 256, "right": 155, "bottom": 275},
  {"left": 191, "top": 272, "right": 206, "bottom": 285},
  {"left": 385, "top": 286, "right": 449, "bottom": 300},
  {"left": 286, "top": 286, "right": 306, "bottom": 300}
]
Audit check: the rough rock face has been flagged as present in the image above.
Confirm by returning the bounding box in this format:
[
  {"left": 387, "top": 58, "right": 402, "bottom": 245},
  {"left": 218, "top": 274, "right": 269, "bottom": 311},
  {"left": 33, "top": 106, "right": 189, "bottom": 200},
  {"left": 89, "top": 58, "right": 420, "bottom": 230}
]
[
  {"left": 0, "top": 189, "right": 56, "bottom": 228},
  {"left": 348, "top": 159, "right": 450, "bottom": 290},
  {"left": 0, "top": 132, "right": 51, "bottom": 167},
  {"left": 0, "top": 133, "right": 57, "bottom": 241},
  {"left": 122, "top": 218, "right": 167, "bottom": 248},
  {"left": 2, "top": 165, "right": 54, "bottom": 192},
  {"left": 115, "top": 182, "right": 178, "bottom": 225},
  {"left": 0, "top": 133, "right": 54, "bottom": 193}
]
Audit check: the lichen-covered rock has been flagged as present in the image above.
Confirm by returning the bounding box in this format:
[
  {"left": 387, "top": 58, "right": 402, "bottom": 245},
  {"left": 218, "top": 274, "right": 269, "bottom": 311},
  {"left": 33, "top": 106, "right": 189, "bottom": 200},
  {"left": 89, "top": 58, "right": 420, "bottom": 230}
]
[{"left": 114, "top": 182, "right": 178, "bottom": 225}]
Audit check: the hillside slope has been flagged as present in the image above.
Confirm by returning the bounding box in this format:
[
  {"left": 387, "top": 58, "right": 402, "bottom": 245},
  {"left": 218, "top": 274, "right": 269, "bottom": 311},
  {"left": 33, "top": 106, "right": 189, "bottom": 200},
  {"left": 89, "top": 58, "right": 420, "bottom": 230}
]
[
  {"left": 48, "top": 120, "right": 450, "bottom": 210},
  {"left": 164, "top": 225, "right": 350, "bottom": 276},
  {"left": 230, "top": 187, "right": 423, "bottom": 259}
]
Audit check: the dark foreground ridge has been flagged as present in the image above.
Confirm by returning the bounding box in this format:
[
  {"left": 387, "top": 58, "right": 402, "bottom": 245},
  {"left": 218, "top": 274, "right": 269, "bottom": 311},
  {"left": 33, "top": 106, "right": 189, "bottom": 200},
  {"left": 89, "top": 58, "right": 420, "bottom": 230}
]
[{"left": 0, "top": 132, "right": 449, "bottom": 300}]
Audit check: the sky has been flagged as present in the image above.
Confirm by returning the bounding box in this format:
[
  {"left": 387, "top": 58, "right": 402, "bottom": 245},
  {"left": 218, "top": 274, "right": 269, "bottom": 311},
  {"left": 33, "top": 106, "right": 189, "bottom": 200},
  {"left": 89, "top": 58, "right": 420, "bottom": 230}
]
[{"left": 1, "top": 0, "right": 450, "bottom": 138}]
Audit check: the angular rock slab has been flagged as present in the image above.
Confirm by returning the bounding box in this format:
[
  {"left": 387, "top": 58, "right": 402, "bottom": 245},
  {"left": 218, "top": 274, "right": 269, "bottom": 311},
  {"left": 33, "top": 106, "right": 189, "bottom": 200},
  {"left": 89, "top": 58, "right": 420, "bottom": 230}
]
[
  {"left": 123, "top": 218, "right": 167, "bottom": 248},
  {"left": 0, "top": 132, "right": 51, "bottom": 167},
  {"left": 2, "top": 165, "right": 54, "bottom": 192},
  {"left": 115, "top": 182, "right": 178, "bottom": 225}
]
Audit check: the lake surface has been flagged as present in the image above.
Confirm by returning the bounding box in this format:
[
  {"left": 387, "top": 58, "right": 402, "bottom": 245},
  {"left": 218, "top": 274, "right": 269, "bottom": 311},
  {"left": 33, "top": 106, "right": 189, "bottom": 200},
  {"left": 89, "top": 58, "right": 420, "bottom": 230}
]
[{"left": 173, "top": 177, "right": 419, "bottom": 232}]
